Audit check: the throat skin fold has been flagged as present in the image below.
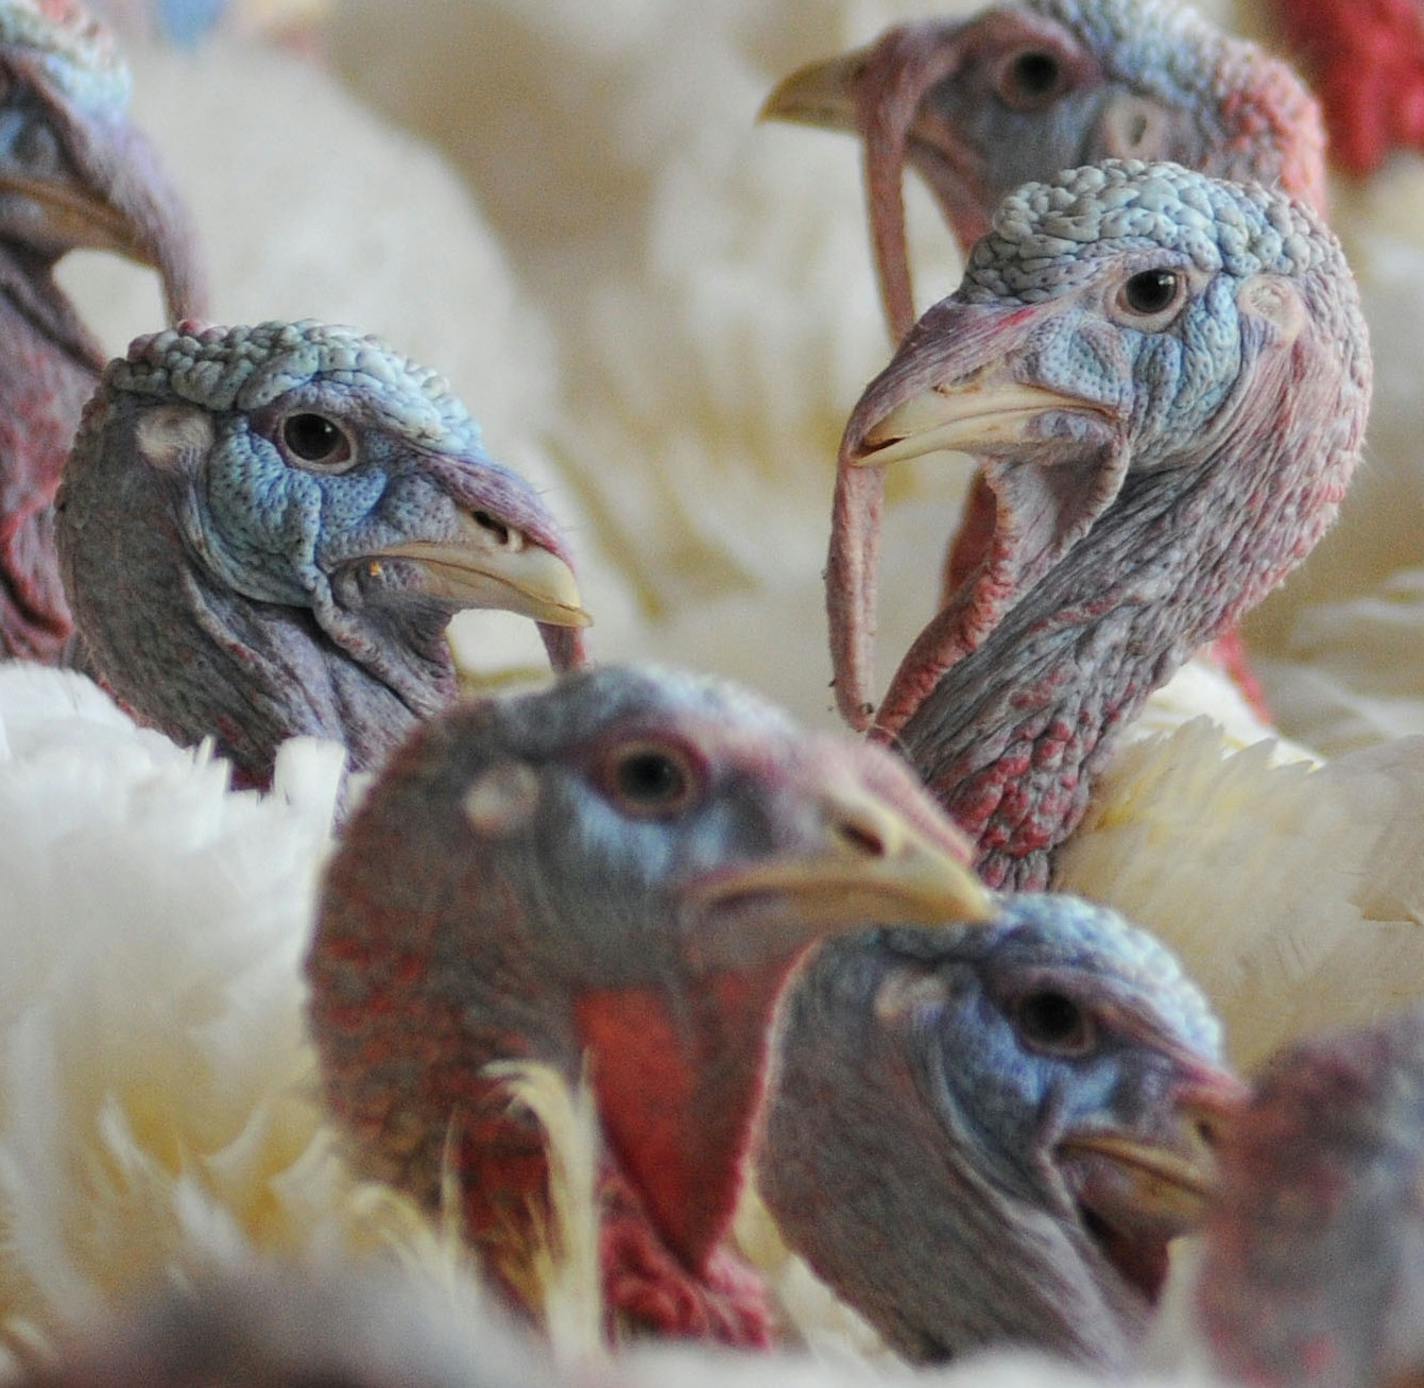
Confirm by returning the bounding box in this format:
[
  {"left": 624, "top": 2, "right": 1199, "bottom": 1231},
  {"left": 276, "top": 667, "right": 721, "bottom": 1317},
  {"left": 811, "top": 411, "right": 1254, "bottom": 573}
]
[
  {"left": 881, "top": 328, "right": 1360, "bottom": 890},
  {"left": 60, "top": 430, "right": 458, "bottom": 792},
  {"left": 576, "top": 965, "right": 791, "bottom": 1279}
]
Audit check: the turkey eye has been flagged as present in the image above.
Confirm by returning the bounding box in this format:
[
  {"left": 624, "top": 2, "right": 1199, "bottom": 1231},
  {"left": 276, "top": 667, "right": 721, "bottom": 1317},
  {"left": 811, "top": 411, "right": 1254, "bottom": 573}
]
[
  {"left": 999, "top": 49, "right": 1064, "bottom": 109},
  {"left": 1015, "top": 991, "right": 1094, "bottom": 1054},
  {"left": 281, "top": 412, "right": 353, "bottom": 467},
  {"left": 1120, "top": 269, "right": 1182, "bottom": 318},
  {"left": 606, "top": 743, "right": 700, "bottom": 817}
]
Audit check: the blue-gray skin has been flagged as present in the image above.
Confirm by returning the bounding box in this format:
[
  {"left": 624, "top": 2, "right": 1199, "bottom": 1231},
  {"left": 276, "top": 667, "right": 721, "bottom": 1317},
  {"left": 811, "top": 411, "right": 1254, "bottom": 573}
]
[
  {"left": 1197, "top": 1006, "right": 1424, "bottom": 1388},
  {"left": 57, "top": 320, "right": 590, "bottom": 793},
  {"left": 827, "top": 161, "right": 1370, "bottom": 890},
  {"left": 762, "top": 0, "right": 1324, "bottom": 341},
  {"left": 761, "top": 894, "right": 1243, "bottom": 1370},
  {"left": 0, "top": 0, "right": 203, "bottom": 662}
]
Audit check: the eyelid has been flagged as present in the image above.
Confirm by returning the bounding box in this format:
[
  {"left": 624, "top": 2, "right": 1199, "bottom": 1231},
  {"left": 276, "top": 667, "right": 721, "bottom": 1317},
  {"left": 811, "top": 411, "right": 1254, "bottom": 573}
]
[
  {"left": 1108, "top": 267, "right": 1189, "bottom": 332},
  {"left": 276, "top": 411, "right": 359, "bottom": 474},
  {"left": 597, "top": 737, "right": 708, "bottom": 819}
]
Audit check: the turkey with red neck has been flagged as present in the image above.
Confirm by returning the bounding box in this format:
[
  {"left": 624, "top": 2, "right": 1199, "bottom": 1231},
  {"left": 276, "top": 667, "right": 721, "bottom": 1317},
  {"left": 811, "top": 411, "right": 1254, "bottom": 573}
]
[
  {"left": 306, "top": 664, "right": 990, "bottom": 1347},
  {"left": 827, "top": 160, "right": 1369, "bottom": 889},
  {"left": 0, "top": 0, "right": 202, "bottom": 662},
  {"left": 762, "top": 0, "right": 1324, "bottom": 703}
]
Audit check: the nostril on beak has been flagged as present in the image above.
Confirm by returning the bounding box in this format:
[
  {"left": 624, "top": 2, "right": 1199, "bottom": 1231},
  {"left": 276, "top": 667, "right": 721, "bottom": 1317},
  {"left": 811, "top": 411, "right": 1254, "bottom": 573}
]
[
  {"left": 472, "top": 510, "right": 525, "bottom": 551},
  {"left": 835, "top": 817, "right": 889, "bottom": 859},
  {"left": 1195, "top": 1116, "right": 1219, "bottom": 1150}
]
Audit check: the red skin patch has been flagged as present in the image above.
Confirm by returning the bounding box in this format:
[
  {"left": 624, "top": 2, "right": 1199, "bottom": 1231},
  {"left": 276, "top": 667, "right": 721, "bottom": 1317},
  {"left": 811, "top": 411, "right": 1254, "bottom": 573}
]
[
  {"left": 1268, "top": 0, "right": 1424, "bottom": 176},
  {"left": 577, "top": 971, "right": 788, "bottom": 1272}
]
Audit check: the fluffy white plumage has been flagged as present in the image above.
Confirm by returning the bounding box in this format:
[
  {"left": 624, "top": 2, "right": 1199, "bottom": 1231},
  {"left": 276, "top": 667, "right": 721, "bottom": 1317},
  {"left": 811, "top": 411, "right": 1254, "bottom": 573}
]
[
  {"left": 0, "top": 667, "right": 452, "bottom": 1366},
  {"left": 5, "top": 0, "right": 1424, "bottom": 1378}
]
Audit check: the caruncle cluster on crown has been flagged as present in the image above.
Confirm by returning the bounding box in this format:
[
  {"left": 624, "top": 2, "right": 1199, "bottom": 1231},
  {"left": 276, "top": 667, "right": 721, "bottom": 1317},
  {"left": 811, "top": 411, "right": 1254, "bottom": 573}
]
[
  {"left": 0, "top": 0, "right": 128, "bottom": 109},
  {"left": 964, "top": 158, "right": 1331, "bottom": 304},
  {"left": 108, "top": 319, "right": 484, "bottom": 454}
]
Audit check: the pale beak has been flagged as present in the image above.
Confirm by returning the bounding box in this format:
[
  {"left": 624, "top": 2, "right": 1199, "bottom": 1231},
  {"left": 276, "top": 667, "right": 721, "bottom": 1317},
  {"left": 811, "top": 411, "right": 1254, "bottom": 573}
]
[
  {"left": 0, "top": 48, "right": 207, "bottom": 321},
  {"left": 690, "top": 783, "right": 993, "bottom": 932},
  {"left": 851, "top": 380, "right": 1098, "bottom": 467},
  {"left": 1061, "top": 1070, "right": 1248, "bottom": 1228},
  {"left": 760, "top": 48, "right": 867, "bottom": 130},
  {"left": 376, "top": 509, "right": 592, "bottom": 630},
  {"left": 0, "top": 168, "right": 149, "bottom": 259}
]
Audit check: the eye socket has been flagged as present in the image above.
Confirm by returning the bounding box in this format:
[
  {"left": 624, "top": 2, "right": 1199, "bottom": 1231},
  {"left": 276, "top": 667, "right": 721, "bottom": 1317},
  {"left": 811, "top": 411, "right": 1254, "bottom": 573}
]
[
  {"left": 997, "top": 48, "right": 1066, "bottom": 111},
  {"left": 603, "top": 741, "right": 702, "bottom": 818},
  {"left": 280, "top": 412, "right": 354, "bottom": 469},
  {"left": 1013, "top": 990, "right": 1096, "bottom": 1056},
  {"left": 1116, "top": 268, "right": 1185, "bottom": 323}
]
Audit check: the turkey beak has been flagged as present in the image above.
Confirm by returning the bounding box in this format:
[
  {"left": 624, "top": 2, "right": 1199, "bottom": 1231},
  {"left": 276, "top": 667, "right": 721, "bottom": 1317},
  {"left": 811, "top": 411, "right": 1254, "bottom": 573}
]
[
  {"left": 760, "top": 46, "right": 869, "bottom": 131},
  {"left": 842, "top": 301, "right": 1108, "bottom": 470},
  {"left": 378, "top": 508, "right": 591, "bottom": 631},
  {"left": 0, "top": 55, "right": 207, "bottom": 320},
  {"left": 1062, "top": 1066, "right": 1248, "bottom": 1230},
  {"left": 689, "top": 781, "right": 993, "bottom": 945}
]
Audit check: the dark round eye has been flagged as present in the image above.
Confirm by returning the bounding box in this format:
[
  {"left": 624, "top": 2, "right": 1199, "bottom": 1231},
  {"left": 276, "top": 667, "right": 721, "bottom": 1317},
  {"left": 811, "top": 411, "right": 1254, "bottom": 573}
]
[
  {"left": 1014, "top": 990, "right": 1095, "bottom": 1054},
  {"left": 1120, "top": 269, "right": 1182, "bottom": 317},
  {"left": 281, "top": 412, "right": 353, "bottom": 467},
  {"left": 606, "top": 743, "right": 700, "bottom": 817},
  {"left": 998, "top": 49, "right": 1065, "bottom": 110}
]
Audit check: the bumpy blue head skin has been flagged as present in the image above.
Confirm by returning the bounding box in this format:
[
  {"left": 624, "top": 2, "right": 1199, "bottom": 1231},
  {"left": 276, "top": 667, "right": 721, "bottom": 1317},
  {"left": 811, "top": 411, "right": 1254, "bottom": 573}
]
[
  {"left": 762, "top": 892, "right": 1240, "bottom": 1367},
  {"left": 952, "top": 159, "right": 1331, "bottom": 454},
  {"left": 831, "top": 162, "right": 1369, "bottom": 888},
  {"left": 58, "top": 320, "right": 588, "bottom": 790},
  {"left": 103, "top": 321, "right": 550, "bottom": 611},
  {"left": 762, "top": 0, "right": 1322, "bottom": 339}
]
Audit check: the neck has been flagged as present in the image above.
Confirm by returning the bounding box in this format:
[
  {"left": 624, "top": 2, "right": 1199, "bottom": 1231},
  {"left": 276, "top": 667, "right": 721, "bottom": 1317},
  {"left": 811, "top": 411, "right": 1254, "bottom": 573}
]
[
  {"left": 309, "top": 777, "right": 775, "bottom": 1347},
  {"left": 0, "top": 245, "right": 102, "bottom": 660},
  {"left": 886, "top": 340, "right": 1357, "bottom": 889},
  {"left": 63, "top": 447, "right": 457, "bottom": 788},
  {"left": 762, "top": 943, "right": 1143, "bottom": 1366}
]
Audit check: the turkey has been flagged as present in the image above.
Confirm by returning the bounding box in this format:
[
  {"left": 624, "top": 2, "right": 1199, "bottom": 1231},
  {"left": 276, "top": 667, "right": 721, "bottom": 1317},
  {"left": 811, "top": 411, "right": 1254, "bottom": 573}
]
[
  {"left": 0, "top": 0, "right": 200, "bottom": 662},
  {"left": 57, "top": 319, "right": 589, "bottom": 792},
  {"left": 761, "top": 0, "right": 1323, "bottom": 343},
  {"left": 827, "top": 160, "right": 1367, "bottom": 887},
  {"left": 306, "top": 663, "right": 989, "bottom": 1348},
  {"left": 760, "top": 895, "right": 1244, "bottom": 1369},
  {"left": 762, "top": 0, "right": 1323, "bottom": 711}
]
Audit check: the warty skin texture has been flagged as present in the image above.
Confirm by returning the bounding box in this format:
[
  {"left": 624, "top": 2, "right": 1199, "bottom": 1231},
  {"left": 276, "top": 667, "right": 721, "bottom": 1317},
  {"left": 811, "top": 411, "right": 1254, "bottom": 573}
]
[
  {"left": 1196, "top": 1006, "right": 1424, "bottom": 1388},
  {"left": 762, "top": 0, "right": 1324, "bottom": 343},
  {"left": 0, "top": 0, "right": 203, "bottom": 663},
  {"left": 831, "top": 161, "right": 1370, "bottom": 889},
  {"left": 761, "top": 894, "right": 1242, "bottom": 1370},
  {"left": 307, "top": 664, "right": 991, "bottom": 1348},
  {"left": 763, "top": 0, "right": 1323, "bottom": 690},
  {"left": 57, "top": 320, "right": 589, "bottom": 792}
]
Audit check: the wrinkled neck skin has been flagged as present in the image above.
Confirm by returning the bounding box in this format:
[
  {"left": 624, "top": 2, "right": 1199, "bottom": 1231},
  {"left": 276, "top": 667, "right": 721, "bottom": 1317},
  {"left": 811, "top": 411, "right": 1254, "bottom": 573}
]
[
  {"left": 0, "top": 244, "right": 101, "bottom": 660},
  {"left": 60, "top": 434, "right": 459, "bottom": 792},
  {"left": 884, "top": 325, "right": 1361, "bottom": 890},
  {"left": 761, "top": 943, "right": 1144, "bottom": 1367}
]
